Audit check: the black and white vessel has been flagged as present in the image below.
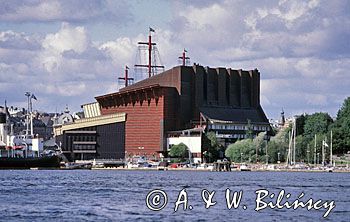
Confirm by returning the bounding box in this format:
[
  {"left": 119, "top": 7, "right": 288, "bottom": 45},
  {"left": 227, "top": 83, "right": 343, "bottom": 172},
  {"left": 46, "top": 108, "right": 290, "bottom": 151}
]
[{"left": 0, "top": 93, "right": 61, "bottom": 169}]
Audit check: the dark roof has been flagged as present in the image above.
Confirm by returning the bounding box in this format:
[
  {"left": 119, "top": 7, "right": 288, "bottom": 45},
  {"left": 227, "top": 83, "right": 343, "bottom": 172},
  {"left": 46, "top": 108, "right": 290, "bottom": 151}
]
[
  {"left": 119, "top": 66, "right": 182, "bottom": 92},
  {"left": 200, "top": 106, "right": 269, "bottom": 124},
  {"left": 95, "top": 84, "right": 163, "bottom": 100}
]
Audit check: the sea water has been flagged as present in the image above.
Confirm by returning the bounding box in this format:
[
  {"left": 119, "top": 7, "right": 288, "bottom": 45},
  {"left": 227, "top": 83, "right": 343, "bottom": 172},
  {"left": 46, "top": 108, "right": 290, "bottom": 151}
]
[{"left": 0, "top": 170, "right": 349, "bottom": 221}]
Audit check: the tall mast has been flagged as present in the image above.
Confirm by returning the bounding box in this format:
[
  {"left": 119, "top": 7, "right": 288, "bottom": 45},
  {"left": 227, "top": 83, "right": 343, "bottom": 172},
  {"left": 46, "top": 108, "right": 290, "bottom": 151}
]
[
  {"left": 118, "top": 66, "right": 134, "bottom": 87},
  {"left": 134, "top": 27, "right": 165, "bottom": 78},
  {"left": 330, "top": 130, "right": 333, "bottom": 166},
  {"left": 293, "top": 117, "right": 296, "bottom": 165},
  {"left": 314, "top": 134, "right": 317, "bottom": 165},
  {"left": 25, "top": 92, "right": 30, "bottom": 136},
  {"left": 30, "top": 97, "right": 33, "bottom": 136},
  {"left": 178, "top": 48, "right": 190, "bottom": 66},
  {"left": 322, "top": 138, "right": 325, "bottom": 166},
  {"left": 286, "top": 126, "right": 293, "bottom": 166},
  {"left": 148, "top": 32, "right": 152, "bottom": 77}
]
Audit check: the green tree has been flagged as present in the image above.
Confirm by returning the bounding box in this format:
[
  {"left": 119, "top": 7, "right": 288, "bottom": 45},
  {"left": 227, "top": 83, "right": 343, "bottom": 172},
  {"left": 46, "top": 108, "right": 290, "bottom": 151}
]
[
  {"left": 225, "top": 139, "right": 255, "bottom": 163},
  {"left": 245, "top": 119, "right": 254, "bottom": 140},
  {"left": 266, "top": 141, "right": 281, "bottom": 163},
  {"left": 332, "top": 97, "right": 350, "bottom": 154},
  {"left": 202, "top": 132, "right": 222, "bottom": 162},
  {"left": 303, "top": 112, "right": 333, "bottom": 140},
  {"left": 270, "top": 127, "right": 289, "bottom": 163},
  {"left": 295, "top": 115, "right": 306, "bottom": 136},
  {"left": 225, "top": 129, "right": 290, "bottom": 164},
  {"left": 169, "top": 143, "right": 189, "bottom": 162}
]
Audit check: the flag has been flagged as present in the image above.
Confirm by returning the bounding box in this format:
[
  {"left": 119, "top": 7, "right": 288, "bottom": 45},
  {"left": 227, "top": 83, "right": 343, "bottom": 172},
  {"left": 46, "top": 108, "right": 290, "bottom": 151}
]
[
  {"left": 31, "top": 94, "right": 37, "bottom": 100},
  {"left": 149, "top": 27, "right": 155, "bottom": 32}
]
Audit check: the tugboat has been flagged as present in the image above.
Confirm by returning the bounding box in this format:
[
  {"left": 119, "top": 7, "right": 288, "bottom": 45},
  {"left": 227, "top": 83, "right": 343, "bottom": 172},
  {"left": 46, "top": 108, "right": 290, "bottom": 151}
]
[{"left": 0, "top": 93, "right": 61, "bottom": 169}]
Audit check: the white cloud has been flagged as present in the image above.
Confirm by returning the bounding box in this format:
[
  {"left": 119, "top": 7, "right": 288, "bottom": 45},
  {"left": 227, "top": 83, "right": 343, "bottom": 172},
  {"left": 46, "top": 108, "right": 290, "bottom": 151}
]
[
  {"left": 99, "top": 37, "right": 134, "bottom": 66},
  {"left": 43, "top": 23, "right": 88, "bottom": 54},
  {"left": 0, "top": 0, "right": 132, "bottom": 23},
  {"left": 36, "top": 23, "right": 89, "bottom": 73},
  {"left": 0, "top": 30, "right": 41, "bottom": 50},
  {"left": 0, "top": 23, "right": 134, "bottom": 111},
  {"left": 0, "top": 1, "right": 349, "bottom": 120}
]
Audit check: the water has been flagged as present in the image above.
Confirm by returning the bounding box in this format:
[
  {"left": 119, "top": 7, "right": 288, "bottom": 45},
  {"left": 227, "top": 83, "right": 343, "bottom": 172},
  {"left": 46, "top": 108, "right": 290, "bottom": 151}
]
[{"left": 0, "top": 170, "right": 349, "bottom": 222}]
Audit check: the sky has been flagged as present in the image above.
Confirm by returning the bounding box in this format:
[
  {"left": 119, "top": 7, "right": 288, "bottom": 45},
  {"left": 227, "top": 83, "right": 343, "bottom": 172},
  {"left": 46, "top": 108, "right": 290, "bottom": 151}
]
[{"left": 0, "top": 0, "right": 349, "bottom": 120}]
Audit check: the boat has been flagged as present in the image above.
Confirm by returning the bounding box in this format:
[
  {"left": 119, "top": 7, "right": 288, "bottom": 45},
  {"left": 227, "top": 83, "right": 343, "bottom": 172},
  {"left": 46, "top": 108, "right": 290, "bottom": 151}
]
[
  {"left": 0, "top": 93, "right": 62, "bottom": 169},
  {"left": 61, "top": 162, "right": 92, "bottom": 170},
  {"left": 239, "top": 164, "right": 251, "bottom": 171},
  {"left": 157, "top": 161, "right": 168, "bottom": 171},
  {"left": 0, "top": 155, "right": 61, "bottom": 169}
]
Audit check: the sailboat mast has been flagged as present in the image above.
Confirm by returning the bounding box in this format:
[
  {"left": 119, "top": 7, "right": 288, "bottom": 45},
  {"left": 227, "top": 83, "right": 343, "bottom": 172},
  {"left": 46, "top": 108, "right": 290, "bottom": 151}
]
[
  {"left": 314, "top": 134, "right": 317, "bottom": 165},
  {"left": 30, "top": 97, "right": 33, "bottom": 136},
  {"left": 293, "top": 118, "right": 296, "bottom": 165},
  {"left": 322, "top": 138, "right": 325, "bottom": 166},
  {"left": 286, "top": 126, "right": 293, "bottom": 166},
  {"left": 330, "top": 130, "right": 333, "bottom": 166},
  {"left": 25, "top": 92, "right": 30, "bottom": 136}
]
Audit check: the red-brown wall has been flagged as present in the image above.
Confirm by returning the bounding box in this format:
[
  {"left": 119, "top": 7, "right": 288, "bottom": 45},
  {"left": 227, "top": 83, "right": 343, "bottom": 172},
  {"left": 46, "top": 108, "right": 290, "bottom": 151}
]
[{"left": 100, "top": 89, "right": 168, "bottom": 157}]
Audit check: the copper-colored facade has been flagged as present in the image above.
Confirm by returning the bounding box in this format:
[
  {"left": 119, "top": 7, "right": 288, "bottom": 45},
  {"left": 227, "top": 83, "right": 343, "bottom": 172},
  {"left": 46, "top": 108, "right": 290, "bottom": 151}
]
[{"left": 95, "top": 64, "right": 270, "bottom": 157}]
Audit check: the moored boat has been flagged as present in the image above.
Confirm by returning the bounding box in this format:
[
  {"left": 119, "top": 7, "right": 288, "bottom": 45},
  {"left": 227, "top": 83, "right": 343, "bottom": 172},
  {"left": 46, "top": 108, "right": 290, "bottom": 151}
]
[{"left": 0, "top": 155, "right": 61, "bottom": 169}]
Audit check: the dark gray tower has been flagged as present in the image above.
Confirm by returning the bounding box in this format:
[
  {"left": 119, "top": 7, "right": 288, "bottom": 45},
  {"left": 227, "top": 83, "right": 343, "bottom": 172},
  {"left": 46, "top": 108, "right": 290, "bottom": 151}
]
[{"left": 279, "top": 108, "right": 285, "bottom": 126}]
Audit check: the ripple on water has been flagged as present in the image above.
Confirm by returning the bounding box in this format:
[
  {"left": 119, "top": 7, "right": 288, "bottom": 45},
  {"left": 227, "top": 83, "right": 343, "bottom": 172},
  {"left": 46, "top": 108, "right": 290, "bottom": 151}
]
[{"left": 0, "top": 170, "right": 349, "bottom": 221}]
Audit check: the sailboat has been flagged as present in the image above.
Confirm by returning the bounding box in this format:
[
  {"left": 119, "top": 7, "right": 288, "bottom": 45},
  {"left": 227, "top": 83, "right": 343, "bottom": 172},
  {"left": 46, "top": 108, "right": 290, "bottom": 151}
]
[{"left": 0, "top": 94, "right": 61, "bottom": 169}]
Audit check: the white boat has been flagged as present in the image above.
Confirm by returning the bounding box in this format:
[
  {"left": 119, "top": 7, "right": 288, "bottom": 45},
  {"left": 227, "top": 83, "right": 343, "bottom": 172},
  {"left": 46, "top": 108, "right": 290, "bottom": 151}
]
[{"left": 239, "top": 164, "right": 251, "bottom": 171}]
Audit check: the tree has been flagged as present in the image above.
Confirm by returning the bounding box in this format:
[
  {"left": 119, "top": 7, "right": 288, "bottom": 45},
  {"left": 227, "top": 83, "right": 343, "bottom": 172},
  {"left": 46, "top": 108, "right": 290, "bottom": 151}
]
[
  {"left": 202, "top": 132, "right": 222, "bottom": 162},
  {"left": 169, "top": 143, "right": 189, "bottom": 161},
  {"left": 303, "top": 112, "right": 333, "bottom": 140},
  {"left": 225, "top": 139, "right": 255, "bottom": 163},
  {"left": 332, "top": 97, "right": 350, "bottom": 154},
  {"left": 295, "top": 115, "right": 306, "bottom": 136},
  {"left": 225, "top": 128, "right": 290, "bottom": 164},
  {"left": 270, "top": 127, "right": 289, "bottom": 163},
  {"left": 245, "top": 119, "right": 254, "bottom": 140}
]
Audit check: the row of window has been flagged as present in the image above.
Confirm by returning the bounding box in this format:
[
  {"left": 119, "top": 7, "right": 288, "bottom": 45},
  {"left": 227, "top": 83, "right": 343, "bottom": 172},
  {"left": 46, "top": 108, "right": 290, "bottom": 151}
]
[
  {"left": 73, "top": 144, "right": 96, "bottom": 150},
  {"left": 67, "top": 135, "right": 96, "bottom": 142},
  {"left": 209, "top": 124, "right": 268, "bottom": 131}
]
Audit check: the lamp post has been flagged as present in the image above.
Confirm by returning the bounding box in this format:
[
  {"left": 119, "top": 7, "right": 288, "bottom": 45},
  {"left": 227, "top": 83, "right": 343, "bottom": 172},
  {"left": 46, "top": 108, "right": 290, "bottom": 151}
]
[
  {"left": 240, "top": 152, "right": 243, "bottom": 164},
  {"left": 25, "top": 92, "right": 30, "bottom": 136},
  {"left": 264, "top": 131, "right": 270, "bottom": 165},
  {"left": 317, "top": 152, "right": 320, "bottom": 166},
  {"left": 307, "top": 146, "right": 310, "bottom": 165},
  {"left": 277, "top": 152, "right": 280, "bottom": 164}
]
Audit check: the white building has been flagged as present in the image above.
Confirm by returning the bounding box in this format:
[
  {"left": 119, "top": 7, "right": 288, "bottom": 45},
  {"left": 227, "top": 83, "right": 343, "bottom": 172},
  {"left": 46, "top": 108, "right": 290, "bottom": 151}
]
[{"left": 167, "top": 128, "right": 203, "bottom": 164}]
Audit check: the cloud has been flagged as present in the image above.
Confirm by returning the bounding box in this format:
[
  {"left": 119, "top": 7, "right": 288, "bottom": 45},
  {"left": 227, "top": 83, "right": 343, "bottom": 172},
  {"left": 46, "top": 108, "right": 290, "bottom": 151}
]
[
  {"left": 0, "top": 30, "right": 41, "bottom": 50},
  {"left": 0, "top": 0, "right": 132, "bottom": 24},
  {"left": 166, "top": 0, "right": 350, "bottom": 119},
  {"left": 0, "top": 0, "right": 349, "bottom": 120},
  {"left": 0, "top": 22, "right": 135, "bottom": 112}
]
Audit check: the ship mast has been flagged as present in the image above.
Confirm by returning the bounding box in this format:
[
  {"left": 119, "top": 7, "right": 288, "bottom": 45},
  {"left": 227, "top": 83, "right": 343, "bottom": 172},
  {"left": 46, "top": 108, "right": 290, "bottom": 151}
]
[
  {"left": 134, "top": 27, "right": 165, "bottom": 78},
  {"left": 25, "top": 92, "right": 30, "bottom": 137},
  {"left": 118, "top": 66, "right": 134, "bottom": 87},
  {"left": 178, "top": 48, "right": 190, "bottom": 66},
  {"left": 24, "top": 92, "right": 37, "bottom": 137}
]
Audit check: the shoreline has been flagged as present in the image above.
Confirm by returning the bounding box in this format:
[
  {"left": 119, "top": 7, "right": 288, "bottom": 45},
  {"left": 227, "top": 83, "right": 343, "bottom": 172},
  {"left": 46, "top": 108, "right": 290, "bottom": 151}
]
[
  {"left": 0, "top": 167, "right": 348, "bottom": 173},
  {"left": 90, "top": 167, "right": 350, "bottom": 173}
]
